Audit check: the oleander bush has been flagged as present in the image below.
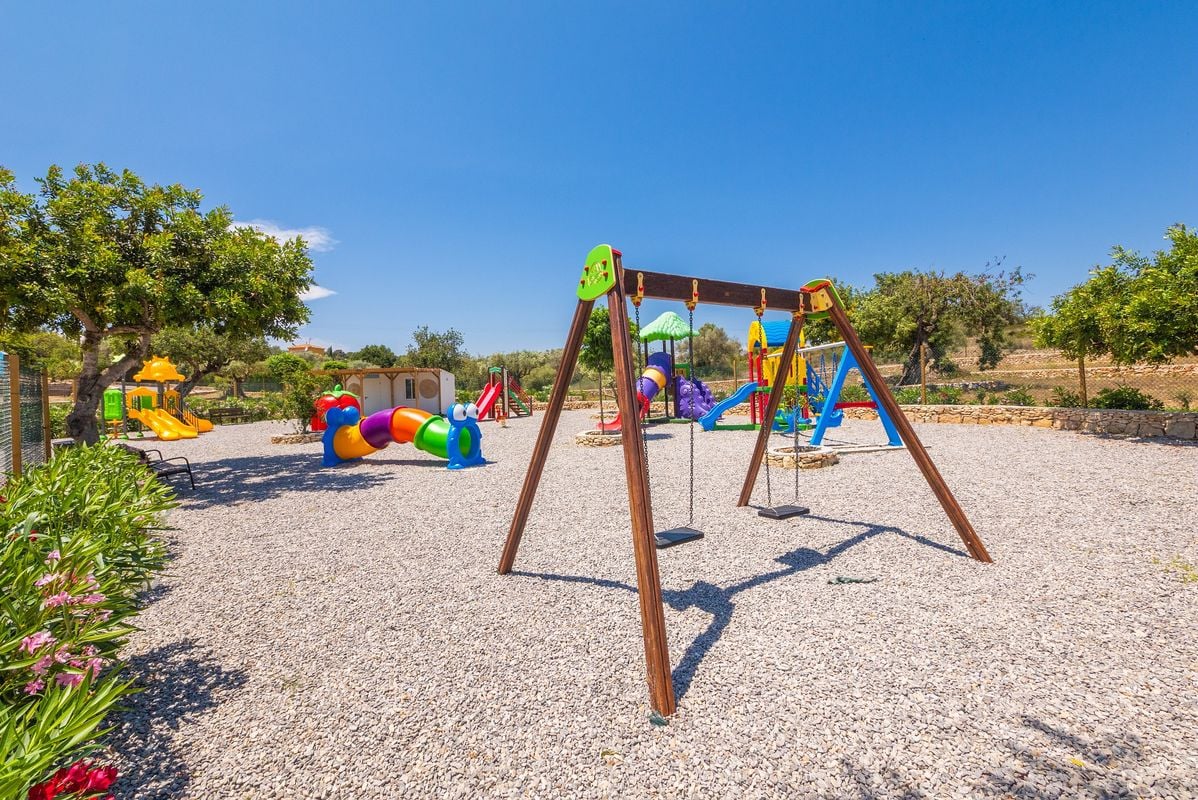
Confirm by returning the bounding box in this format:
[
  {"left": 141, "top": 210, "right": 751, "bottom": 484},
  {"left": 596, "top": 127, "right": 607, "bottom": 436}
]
[{"left": 0, "top": 445, "right": 174, "bottom": 798}]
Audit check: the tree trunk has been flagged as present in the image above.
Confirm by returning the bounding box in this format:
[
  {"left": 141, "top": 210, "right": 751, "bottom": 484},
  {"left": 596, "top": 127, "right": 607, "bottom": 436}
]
[
  {"left": 67, "top": 330, "right": 150, "bottom": 444},
  {"left": 233, "top": 377, "right": 246, "bottom": 399},
  {"left": 175, "top": 366, "right": 216, "bottom": 400}
]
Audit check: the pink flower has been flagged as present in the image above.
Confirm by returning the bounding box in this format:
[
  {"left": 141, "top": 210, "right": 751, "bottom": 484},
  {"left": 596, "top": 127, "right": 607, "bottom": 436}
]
[
  {"left": 55, "top": 671, "right": 84, "bottom": 688},
  {"left": 34, "top": 573, "right": 58, "bottom": 588},
  {"left": 77, "top": 593, "right": 107, "bottom": 605},
  {"left": 24, "top": 678, "right": 45, "bottom": 694},
  {"left": 85, "top": 573, "right": 99, "bottom": 588},
  {"left": 19, "top": 630, "right": 55, "bottom": 654},
  {"left": 82, "top": 645, "right": 98, "bottom": 657},
  {"left": 45, "top": 550, "right": 60, "bottom": 563},
  {"left": 86, "top": 658, "right": 106, "bottom": 677},
  {"left": 43, "top": 592, "right": 71, "bottom": 608},
  {"left": 31, "top": 655, "right": 53, "bottom": 675},
  {"left": 94, "top": 610, "right": 112, "bottom": 622},
  {"left": 54, "top": 646, "right": 71, "bottom": 664}
]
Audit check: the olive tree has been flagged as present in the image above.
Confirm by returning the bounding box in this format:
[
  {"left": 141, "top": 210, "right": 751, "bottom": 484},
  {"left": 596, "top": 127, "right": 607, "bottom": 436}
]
[{"left": 0, "top": 164, "right": 313, "bottom": 442}]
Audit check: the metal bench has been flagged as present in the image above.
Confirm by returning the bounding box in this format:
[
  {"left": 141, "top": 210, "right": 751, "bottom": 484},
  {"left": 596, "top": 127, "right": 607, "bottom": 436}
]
[{"left": 112, "top": 443, "right": 196, "bottom": 489}]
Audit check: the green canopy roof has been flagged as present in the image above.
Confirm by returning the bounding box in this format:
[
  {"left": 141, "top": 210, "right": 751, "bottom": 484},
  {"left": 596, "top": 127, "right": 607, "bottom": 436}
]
[{"left": 638, "top": 311, "right": 694, "bottom": 342}]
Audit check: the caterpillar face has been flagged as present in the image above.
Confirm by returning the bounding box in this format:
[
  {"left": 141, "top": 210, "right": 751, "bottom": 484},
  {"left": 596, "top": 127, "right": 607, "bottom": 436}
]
[
  {"left": 450, "top": 403, "right": 468, "bottom": 422},
  {"left": 465, "top": 403, "right": 479, "bottom": 420}
]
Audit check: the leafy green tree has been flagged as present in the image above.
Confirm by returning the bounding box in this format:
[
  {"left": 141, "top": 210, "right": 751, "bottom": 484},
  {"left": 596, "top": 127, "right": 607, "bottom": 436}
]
[
  {"left": 579, "top": 307, "right": 615, "bottom": 376},
  {"left": 0, "top": 330, "right": 81, "bottom": 380},
  {"left": 150, "top": 326, "right": 272, "bottom": 398},
  {"left": 851, "top": 265, "right": 1026, "bottom": 384},
  {"left": 682, "top": 322, "right": 741, "bottom": 378},
  {"left": 1102, "top": 224, "right": 1198, "bottom": 364},
  {"left": 0, "top": 164, "right": 313, "bottom": 442},
  {"left": 351, "top": 344, "right": 398, "bottom": 368},
  {"left": 405, "top": 326, "right": 467, "bottom": 372},
  {"left": 221, "top": 359, "right": 253, "bottom": 398},
  {"left": 321, "top": 358, "right": 349, "bottom": 370},
  {"left": 265, "top": 352, "right": 311, "bottom": 383}
]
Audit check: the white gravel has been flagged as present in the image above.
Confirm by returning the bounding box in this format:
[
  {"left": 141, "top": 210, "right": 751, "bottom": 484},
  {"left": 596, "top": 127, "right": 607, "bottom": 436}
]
[{"left": 109, "top": 413, "right": 1198, "bottom": 799}]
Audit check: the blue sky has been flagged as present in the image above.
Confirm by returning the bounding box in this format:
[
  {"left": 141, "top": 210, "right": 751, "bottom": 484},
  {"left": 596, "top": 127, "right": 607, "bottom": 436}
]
[{"left": 3, "top": 2, "right": 1195, "bottom": 354}]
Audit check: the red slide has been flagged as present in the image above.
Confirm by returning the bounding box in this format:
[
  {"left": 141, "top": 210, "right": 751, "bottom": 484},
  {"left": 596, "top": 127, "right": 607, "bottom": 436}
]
[
  {"left": 597, "top": 394, "right": 650, "bottom": 433},
  {"left": 475, "top": 382, "right": 503, "bottom": 419}
]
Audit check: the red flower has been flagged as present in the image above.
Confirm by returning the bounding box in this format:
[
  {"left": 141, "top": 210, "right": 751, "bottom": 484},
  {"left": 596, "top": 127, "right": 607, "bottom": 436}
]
[{"left": 27, "top": 761, "right": 117, "bottom": 799}]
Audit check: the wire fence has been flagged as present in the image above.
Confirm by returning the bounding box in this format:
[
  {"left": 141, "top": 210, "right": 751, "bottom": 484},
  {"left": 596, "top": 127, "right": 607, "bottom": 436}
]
[
  {"left": 884, "top": 345, "right": 1198, "bottom": 411},
  {"left": 0, "top": 353, "right": 51, "bottom": 481}
]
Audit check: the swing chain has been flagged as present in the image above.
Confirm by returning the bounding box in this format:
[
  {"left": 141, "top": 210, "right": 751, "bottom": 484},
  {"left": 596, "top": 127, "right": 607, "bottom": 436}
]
[{"left": 687, "top": 302, "right": 696, "bottom": 526}]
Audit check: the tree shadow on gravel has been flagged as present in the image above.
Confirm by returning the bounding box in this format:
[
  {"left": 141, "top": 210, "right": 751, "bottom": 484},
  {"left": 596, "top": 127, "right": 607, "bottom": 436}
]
[
  {"left": 512, "top": 515, "right": 961, "bottom": 702},
  {"left": 109, "top": 640, "right": 248, "bottom": 800},
  {"left": 178, "top": 453, "right": 395, "bottom": 509},
  {"left": 976, "top": 714, "right": 1186, "bottom": 798},
  {"left": 1078, "top": 431, "right": 1198, "bottom": 448}
]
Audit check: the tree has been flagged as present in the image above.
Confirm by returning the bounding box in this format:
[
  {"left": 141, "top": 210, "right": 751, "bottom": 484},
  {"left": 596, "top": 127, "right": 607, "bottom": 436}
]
[
  {"left": 265, "top": 352, "right": 311, "bottom": 383},
  {"left": 851, "top": 265, "right": 1026, "bottom": 384},
  {"left": 1034, "top": 223, "right": 1197, "bottom": 403},
  {"left": 683, "top": 323, "right": 741, "bottom": 378},
  {"left": 150, "top": 326, "right": 272, "bottom": 398},
  {"left": 351, "top": 344, "right": 398, "bottom": 368},
  {"left": 405, "top": 326, "right": 467, "bottom": 372},
  {"left": 0, "top": 164, "right": 313, "bottom": 442},
  {"left": 221, "top": 359, "right": 253, "bottom": 398},
  {"left": 0, "top": 330, "right": 82, "bottom": 380},
  {"left": 1102, "top": 223, "right": 1198, "bottom": 364}
]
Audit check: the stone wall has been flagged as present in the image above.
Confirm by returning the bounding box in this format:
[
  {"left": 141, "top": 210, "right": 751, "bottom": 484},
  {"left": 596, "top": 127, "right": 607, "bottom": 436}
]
[{"left": 843, "top": 405, "right": 1198, "bottom": 441}]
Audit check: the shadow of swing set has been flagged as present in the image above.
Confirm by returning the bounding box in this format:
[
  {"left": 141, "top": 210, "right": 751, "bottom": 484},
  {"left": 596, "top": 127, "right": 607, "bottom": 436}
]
[{"left": 498, "top": 244, "right": 993, "bottom": 717}]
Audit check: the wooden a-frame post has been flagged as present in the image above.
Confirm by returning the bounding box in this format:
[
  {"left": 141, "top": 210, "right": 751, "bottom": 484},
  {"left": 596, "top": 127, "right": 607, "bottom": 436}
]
[{"left": 498, "top": 247, "right": 992, "bottom": 718}]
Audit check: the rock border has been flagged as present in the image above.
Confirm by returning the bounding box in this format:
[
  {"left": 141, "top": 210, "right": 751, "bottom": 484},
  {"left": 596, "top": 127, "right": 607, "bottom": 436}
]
[
  {"left": 270, "top": 432, "right": 323, "bottom": 445},
  {"left": 765, "top": 444, "right": 839, "bottom": 470},
  {"left": 575, "top": 430, "right": 623, "bottom": 447}
]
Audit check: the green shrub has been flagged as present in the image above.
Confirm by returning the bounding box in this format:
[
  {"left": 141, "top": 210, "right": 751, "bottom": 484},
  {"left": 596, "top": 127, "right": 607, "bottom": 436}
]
[
  {"left": 838, "top": 384, "right": 870, "bottom": 403},
  {"left": 283, "top": 373, "right": 332, "bottom": 433},
  {"left": 48, "top": 404, "right": 71, "bottom": 439},
  {"left": 935, "top": 386, "right": 964, "bottom": 405},
  {"left": 1173, "top": 390, "right": 1193, "bottom": 412},
  {"left": 1001, "top": 387, "right": 1036, "bottom": 406},
  {"left": 1091, "top": 385, "right": 1164, "bottom": 411},
  {"left": 893, "top": 386, "right": 922, "bottom": 405},
  {"left": 1050, "top": 387, "right": 1082, "bottom": 408},
  {"left": 0, "top": 445, "right": 174, "bottom": 796}
]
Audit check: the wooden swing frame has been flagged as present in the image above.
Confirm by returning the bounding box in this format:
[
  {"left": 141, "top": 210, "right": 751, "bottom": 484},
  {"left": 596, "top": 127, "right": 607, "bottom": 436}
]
[{"left": 498, "top": 246, "right": 992, "bottom": 716}]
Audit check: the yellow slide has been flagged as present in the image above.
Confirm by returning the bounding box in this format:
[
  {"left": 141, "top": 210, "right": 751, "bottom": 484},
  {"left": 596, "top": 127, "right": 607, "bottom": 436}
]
[{"left": 129, "top": 407, "right": 197, "bottom": 440}]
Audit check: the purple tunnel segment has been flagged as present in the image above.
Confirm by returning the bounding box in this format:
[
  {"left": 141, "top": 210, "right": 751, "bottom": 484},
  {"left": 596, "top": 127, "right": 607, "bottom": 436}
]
[{"left": 359, "top": 409, "right": 397, "bottom": 449}]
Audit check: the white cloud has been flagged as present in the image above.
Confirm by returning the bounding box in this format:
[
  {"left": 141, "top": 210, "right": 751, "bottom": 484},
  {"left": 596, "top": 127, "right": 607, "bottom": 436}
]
[
  {"left": 300, "top": 285, "right": 337, "bottom": 301},
  {"left": 233, "top": 218, "right": 339, "bottom": 252}
]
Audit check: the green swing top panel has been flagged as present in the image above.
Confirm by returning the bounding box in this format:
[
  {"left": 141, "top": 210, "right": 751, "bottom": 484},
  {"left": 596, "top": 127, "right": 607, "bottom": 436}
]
[
  {"left": 802, "top": 278, "right": 846, "bottom": 321},
  {"left": 577, "top": 244, "right": 618, "bottom": 301},
  {"left": 638, "top": 311, "right": 695, "bottom": 342}
]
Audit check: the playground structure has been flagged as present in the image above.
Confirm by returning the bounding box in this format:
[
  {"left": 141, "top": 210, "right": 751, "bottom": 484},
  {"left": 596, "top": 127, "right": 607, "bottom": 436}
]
[
  {"left": 592, "top": 311, "right": 717, "bottom": 433},
  {"left": 320, "top": 402, "right": 486, "bottom": 470},
  {"left": 475, "top": 366, "right": 533, "bottom": 421},
  {"left": 103, "top": 357, "right": 213, "bottom": 441},
  {"left": 310, "top": 385, "right": 363, "bottom": 432},
  {"left": 597, "top": 351, "right": 716, "bottom": 433},
  {"left": 499, "top": 244, "right": 992, "bottom": 717}
]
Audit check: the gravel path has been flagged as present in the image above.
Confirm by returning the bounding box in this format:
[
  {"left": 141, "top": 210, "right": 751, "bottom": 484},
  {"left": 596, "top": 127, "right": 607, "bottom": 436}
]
[{"left": 110, "top": 413, "right": 1198, "bottom": 799}]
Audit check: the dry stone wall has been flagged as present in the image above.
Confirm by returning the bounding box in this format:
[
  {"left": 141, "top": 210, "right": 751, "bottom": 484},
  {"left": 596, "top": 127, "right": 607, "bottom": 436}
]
[{"left": 843, "top": 405, "right": 1198, "bottom": 441}]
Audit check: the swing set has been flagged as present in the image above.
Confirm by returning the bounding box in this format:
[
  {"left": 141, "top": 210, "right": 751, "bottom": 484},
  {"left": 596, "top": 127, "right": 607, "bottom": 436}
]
[{"left": 498, "top": 244, "right": 992, "bottom": 716}]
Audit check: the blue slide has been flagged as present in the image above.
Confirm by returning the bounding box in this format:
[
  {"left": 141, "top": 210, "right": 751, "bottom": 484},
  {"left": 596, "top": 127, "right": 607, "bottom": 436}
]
[{"left": 699, "top": 381, "right": 759, "bottom": 431}]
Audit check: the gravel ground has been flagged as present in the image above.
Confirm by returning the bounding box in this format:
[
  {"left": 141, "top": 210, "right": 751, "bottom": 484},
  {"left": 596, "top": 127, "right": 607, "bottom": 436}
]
[{"left": 109, "top": 413, "right": 1198, "bottom": 799}]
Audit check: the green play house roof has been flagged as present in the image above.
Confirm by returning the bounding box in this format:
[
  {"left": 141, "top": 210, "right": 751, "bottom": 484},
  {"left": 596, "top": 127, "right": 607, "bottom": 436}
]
[{"left": 638, "top": 311, "right": 695, "bottom": 342}]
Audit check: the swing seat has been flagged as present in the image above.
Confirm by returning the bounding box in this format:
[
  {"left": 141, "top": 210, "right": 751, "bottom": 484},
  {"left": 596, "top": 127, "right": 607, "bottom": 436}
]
[
  {"left": 654, "top": 527, "right": 704, "bottom": 549},
  {"left": 758, "top": 504, "right": 810, "bottom": 520}
]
